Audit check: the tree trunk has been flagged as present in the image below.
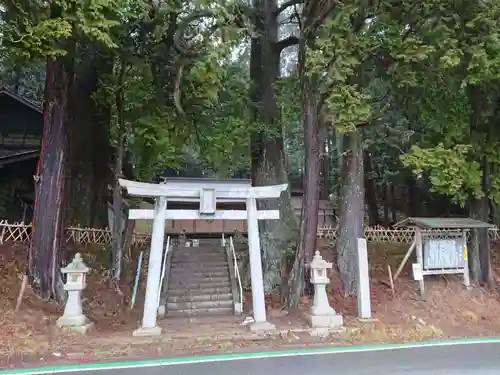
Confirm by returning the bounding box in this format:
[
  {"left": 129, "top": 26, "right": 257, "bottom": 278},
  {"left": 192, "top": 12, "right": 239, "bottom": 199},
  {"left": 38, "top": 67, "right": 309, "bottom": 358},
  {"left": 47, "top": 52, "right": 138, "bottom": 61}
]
[
  {"left": 491, "top": 200, "right": 500, "bottom": 227},
  {"left": 469, "top": 155, "right": 491, "bottom": 286},
  {"left": 250, "top": 0, "right": 298, "bottom": 296},
  {"left": 466, "top": 85, "right": 491, "bottom": 286},
  {"left": 383, "top": 183, "right": 389, "bottom": 226},
  {"left": 122, "top": 218, "right": 136, "bottom": 260},
  {"left": 66, "top": 45, "right": 113, "bottom": 227},
  {"left": 390, "top": 184, "right": 397, "bottom": 223},
  {"left": 111, "top": 62, "right": 126, "bottom": 286},
  {"left": 469, "top": 197, "right": 490, "bottom": 284},
  {"left": 364, "top": 150, "right": 379, "bottom": 226},
  {"left": 28, "top": 50, "right": 73, "bottom": 305},
  {"left": 320, "top": 131, "right": 330, "bottom": 200},
  {"left": 406, "top": 174, "right": 419, "bottom": 217},
  {"left": 286, "top": 33, "right": 325, "bottom": 309},
  {"left": 336, "top": 130, "right": 364, "bottom": 296}
]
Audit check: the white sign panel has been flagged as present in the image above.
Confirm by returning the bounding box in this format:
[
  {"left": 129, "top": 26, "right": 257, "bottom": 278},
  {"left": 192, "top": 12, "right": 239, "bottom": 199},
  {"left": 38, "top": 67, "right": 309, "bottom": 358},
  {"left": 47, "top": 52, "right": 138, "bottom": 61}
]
[
  {"left": 423, "top": 237, "right": 465, "bottom": 270},
  {"left": 412, "top": 263, "right": 423, "bottom": 281}
]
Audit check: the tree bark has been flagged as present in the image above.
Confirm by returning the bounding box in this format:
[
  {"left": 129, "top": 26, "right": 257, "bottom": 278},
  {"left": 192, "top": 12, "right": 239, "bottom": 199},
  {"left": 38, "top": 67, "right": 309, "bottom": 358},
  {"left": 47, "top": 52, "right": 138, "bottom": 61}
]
[
  {"left": 383, "top": 182, "right": 389, "bottom": 226},
  {"left": 286, "top": 32, "right": 325, "bottom": 308},
  {"left": 469, "top": 156, "right": 491, "bottom": 286},
  {"left": 28, "top": 48, "right": 73, "bottom": 305},
  {"left": 66, "top": 45, "right": 113, "bottom": 227},
  {"left": 320, "top": 130, "right": 330, "bottom": 200},
  {"left": 336, "top": 130, "right": 364, "bottom": 296},
  {"left": 469, "top": 197, "right": 490, "bottom": 284},
  {"left": 390, "top": 184, "right": 397, "bottom": 223},
  {"left": 406, "top": 174, "right": 419, "bottom": 217},
  {"left": 364, "top": 150, "right": 379, "bottom": 226},
  {"left": 111, "top": 62, "right": 126, "bottom": 286},
  {"left": 249, "top": 0, "right": 299, "bottom": 297},
  {"left": 466, "top": 84, "right": 492, "bottom": 286}
]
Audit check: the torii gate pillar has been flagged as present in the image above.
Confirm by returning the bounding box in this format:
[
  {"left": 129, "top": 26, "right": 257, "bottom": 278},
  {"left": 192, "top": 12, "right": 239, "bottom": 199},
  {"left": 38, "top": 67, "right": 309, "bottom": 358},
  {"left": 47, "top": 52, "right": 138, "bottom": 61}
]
[
  {"left": 247, "top": 196, "right": 275, "bottom": 331},
  {"left": 133, "top": 196, "right": 167, "bottom": 336}
]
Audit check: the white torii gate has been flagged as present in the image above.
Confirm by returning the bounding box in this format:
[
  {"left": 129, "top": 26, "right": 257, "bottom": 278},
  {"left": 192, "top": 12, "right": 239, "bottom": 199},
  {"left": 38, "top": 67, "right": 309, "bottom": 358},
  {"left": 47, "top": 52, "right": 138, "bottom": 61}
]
[{"left": 119, "top": 178, "right": 287, "bottom": 336}]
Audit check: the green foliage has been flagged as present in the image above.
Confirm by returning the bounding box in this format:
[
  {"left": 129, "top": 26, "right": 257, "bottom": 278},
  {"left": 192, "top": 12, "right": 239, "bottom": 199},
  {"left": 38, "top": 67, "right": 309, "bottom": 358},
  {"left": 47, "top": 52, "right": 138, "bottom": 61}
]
[
  {"left": 306, "top": 5, "right": 373, "bottom": 131},
  {"left": 401, "top": 144, "right": 484, "bottom": 206},
  {"left": 1, "top": 0, "right": 122, "bottom": 58},
  {"left": 5, "top": 0, "right": 500, "bottom": 218},
  {"left": 0, "top": 53, "right": 45, "bottom": 100}
]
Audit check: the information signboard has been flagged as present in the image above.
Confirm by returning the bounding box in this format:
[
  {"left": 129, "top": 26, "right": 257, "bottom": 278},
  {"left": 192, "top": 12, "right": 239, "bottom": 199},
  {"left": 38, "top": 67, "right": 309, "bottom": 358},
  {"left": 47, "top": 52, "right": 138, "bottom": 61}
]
[{"left": 423, "top": 236, "right": 465, "bottom": 270}]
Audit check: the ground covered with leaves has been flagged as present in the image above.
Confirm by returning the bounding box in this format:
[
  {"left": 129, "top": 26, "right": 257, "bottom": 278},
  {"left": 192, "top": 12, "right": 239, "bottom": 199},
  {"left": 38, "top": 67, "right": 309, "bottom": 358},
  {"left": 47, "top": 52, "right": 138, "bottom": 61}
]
[{"left": 1, "top": 239, "right": 500, "bottom": 369}]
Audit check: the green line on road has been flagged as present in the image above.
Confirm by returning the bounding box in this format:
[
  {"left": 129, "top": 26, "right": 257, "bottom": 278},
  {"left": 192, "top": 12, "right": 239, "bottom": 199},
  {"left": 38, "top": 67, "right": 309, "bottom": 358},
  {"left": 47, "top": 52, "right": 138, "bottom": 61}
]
[{"left": 2, "top": 337, "right": 500, "bottom": 375}]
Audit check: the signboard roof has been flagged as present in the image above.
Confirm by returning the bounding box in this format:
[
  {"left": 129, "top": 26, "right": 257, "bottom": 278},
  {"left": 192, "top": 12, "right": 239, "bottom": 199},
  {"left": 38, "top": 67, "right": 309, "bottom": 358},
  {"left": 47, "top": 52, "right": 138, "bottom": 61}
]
[{"left": 394, "top": 217, "right": 494, "bottom": 229}]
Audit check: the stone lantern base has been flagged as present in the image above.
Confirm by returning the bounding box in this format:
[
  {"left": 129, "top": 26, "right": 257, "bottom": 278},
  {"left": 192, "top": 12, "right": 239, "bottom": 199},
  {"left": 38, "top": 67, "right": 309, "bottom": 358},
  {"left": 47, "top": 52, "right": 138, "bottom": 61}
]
[
  {"left": 56, "top": 315, "right": 94, "bottom": 335},
  {"left": 306, "top": 313, "right": 343, "bottom": 328}
]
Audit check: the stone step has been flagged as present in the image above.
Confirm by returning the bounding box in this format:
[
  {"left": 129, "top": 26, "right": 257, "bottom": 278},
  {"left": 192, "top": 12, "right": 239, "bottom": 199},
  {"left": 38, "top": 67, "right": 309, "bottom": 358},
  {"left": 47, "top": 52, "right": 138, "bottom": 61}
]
[
  {"left": 169, "top": 281, "right": 231, "bottom": 290},
  {"left": 168, "top": 273, "right": 229, "bottom": 284},
  {"left": 171, "top": 260, "right": 228, "bottom": 270},
  {"left": 172, "top": 253, "right": 225, "bottom": 257},
  {"left": 167, "top": 293, "right": 233, "bottom": 303},
  {"left": 171, "top": 257, "right": 227, "bottom": 264},
  {"left": 166, "top": 307, "right": 233, "bottom": 317},
  {"left": 172, "top": 253, "right": 227, "bottom": 260},
  {"left": 172, "top": 249, "right": 225, "bottom": 254},
  {"left": 167, "top": 299, "right": 233, "bottom": 311},
  {"left": 168, "top": 286, "right": 232, "bottom": 296},
  {"left": 172, "top": 245, "right": 224, "bottom": 252},
  {"left": 170, "top": 270, "right": 230, "bottom": 278},
  {"left": 170, "top": 266, "right": 230, "bottom": 274},
  {"left": 172, "top": 249, "right": 226, "bottom": 256}
]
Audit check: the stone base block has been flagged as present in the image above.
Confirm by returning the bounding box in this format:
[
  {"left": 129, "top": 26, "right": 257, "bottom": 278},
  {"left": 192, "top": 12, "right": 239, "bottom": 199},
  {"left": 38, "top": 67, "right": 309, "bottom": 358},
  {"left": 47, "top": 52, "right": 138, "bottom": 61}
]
[
  {"left": 307, "top": 313, "right": 343, "bottom": 329},
  {"left": 357, "top": 317, "right": 378, "bottom": 323},
  {"left": 309, "top": 326, "right": 345, "bottom": 337},
  {"left": 234, "top": 302, "right": 243, "bottom": 316},
  {"left": 157, "top": 305, "right": 166, "bottom": 319},
  {"left": 133, "top": 326, "right": 163, "bottom": 337},
  {"left": 248, "top": 320, "right": 276, "bottom": 333},
  {"left": 57, "top": 314, "right": 89, "bottom": 328},
  {"left": 57, "top": 315, "right": 93, "bottom": 335},
  {"left": 67, "top": 322, "right": 94, "bottom": 335}
]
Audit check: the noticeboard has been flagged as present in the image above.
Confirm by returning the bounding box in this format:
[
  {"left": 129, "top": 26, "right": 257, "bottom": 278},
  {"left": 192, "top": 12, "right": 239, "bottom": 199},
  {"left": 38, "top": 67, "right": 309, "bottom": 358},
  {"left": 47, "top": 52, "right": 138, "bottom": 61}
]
[{"left": 423, "top": 235, "right": 466, "bottom": 270}]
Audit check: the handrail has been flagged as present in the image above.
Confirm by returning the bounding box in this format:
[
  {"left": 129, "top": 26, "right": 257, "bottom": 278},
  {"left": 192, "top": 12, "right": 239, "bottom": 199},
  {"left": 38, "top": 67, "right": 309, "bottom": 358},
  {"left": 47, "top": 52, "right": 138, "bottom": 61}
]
[
  {"left": 157, "top": 235, "right": 170, "bottom": 308},
  {"left": 229, "top": 236, "right": 243, "bottom": 313}
]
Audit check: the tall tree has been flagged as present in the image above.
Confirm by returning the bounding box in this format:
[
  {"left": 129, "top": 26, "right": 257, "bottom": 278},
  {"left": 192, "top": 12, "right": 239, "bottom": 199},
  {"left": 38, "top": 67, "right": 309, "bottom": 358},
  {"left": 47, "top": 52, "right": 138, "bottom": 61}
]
[{"left": 1, "top": 0, "right": 121, "bottom": 301}]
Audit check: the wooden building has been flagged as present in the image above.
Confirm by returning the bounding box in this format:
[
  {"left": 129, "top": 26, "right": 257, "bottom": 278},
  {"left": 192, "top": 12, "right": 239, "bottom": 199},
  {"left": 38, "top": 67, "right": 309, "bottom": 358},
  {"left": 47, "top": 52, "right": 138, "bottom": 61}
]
[{"left": 0, "top": 89, "right": 42, "bottom": 222}]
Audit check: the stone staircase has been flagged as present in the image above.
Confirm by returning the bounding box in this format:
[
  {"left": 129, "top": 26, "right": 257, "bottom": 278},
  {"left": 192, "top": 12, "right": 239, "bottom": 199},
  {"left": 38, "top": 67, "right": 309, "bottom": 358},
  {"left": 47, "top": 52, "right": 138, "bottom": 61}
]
[{"left": 165, "top": 241, "right": 237, "bottom": 317}]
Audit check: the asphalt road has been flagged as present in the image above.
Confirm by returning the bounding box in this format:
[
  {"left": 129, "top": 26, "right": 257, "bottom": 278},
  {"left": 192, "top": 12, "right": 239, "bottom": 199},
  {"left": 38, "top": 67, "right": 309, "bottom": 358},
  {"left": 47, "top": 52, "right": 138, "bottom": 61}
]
[{"left": 28, "top": 341, "right": 500, "bottom": 375}]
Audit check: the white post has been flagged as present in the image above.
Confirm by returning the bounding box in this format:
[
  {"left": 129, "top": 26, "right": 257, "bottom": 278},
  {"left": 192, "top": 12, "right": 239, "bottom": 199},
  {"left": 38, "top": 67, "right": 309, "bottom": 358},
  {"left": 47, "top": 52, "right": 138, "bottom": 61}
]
[
  {"left": 133, "top": 196, "right": 167, "bottom": 336},
  {"left": 246, "top": 197, "right": 275, "bottom": 332},
  {"left": 356, "top": 238, "right": 372, "bottom": 320},
  {"left": 462, "top": 230, "right": 470, "bottom": 289},
  {"left": 415, "top": 228, "right": 425, "bottom": 297}
]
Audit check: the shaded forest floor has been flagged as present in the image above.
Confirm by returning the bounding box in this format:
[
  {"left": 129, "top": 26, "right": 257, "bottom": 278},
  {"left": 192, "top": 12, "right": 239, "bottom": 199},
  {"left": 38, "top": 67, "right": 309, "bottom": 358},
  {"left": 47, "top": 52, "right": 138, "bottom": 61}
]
[{"left": 1, "top": 239, "right": 500, "bottom": 369}]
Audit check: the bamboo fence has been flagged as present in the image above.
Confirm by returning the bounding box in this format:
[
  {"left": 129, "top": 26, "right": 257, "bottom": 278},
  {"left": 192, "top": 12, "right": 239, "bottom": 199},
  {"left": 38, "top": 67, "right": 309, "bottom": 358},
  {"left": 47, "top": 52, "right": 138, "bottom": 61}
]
[
  {"left": 0, "top": 220, "right": 151, "bottom": 246},
  {"left": 1, "top": 220, "right": 499, "bottom": 246},
  {"left": 317, "top": 225, "right": 500, "bottom": 244}
]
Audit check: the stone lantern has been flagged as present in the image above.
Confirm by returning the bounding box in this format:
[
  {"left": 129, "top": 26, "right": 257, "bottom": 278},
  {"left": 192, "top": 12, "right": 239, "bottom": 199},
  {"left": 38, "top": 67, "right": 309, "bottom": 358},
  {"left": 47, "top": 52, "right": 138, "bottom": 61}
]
[
  {"left": 307, "top": 251, "right": 343, "bottom": 331},
  {"left": 56, "top": 253, "right": 93, "bottom": 334}
]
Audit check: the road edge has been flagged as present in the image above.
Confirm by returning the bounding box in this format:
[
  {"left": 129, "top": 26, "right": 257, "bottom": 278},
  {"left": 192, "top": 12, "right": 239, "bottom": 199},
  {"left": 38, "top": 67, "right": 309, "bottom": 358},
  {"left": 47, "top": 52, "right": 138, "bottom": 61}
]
[{"left": 2, "top": 337, "right": 500, "bottom": 375}]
